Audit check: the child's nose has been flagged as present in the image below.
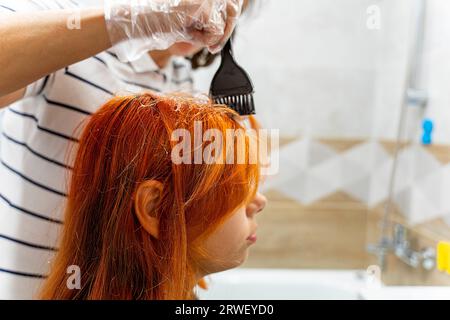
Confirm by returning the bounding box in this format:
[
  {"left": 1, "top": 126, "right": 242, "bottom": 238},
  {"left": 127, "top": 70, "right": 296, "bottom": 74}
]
[{"left": 246, "top": 192, "right": 267, "bottom": 217}]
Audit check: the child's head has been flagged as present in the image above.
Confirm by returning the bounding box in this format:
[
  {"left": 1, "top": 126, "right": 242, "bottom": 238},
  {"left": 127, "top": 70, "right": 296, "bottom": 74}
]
[{"left": 40, "top": 92, "right": 265, "bottom": 299}]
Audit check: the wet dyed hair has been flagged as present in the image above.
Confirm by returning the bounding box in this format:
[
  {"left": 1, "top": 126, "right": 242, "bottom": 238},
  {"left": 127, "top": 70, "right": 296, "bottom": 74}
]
[{"left": 40, "top": 92, "right": 260, "bottom": 299}]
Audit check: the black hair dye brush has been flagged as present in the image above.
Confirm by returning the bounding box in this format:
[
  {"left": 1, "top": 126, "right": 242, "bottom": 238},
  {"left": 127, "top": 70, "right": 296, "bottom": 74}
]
[{"left": 210, "top": 39, "right": 255, "bottom": 116}]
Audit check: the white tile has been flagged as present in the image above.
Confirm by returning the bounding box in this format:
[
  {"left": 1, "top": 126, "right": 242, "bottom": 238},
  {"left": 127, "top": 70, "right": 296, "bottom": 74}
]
[{"left": 393, "top": 145, "right": 441, "bottom": 193}]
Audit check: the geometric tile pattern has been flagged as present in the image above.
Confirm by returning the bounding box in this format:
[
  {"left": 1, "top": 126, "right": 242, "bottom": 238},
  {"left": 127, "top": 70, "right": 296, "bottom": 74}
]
[{"left": 262, "top": 138, "right": 450, "bottom": 226}]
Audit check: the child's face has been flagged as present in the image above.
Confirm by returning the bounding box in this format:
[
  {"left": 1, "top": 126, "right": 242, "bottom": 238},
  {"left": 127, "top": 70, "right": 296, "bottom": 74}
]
[{"left": 199, "top": 192, "right": 267, "bottom": 275}]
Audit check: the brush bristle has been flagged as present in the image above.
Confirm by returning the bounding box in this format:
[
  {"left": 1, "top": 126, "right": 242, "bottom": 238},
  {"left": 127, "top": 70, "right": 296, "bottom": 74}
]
[{"left": 214, "top": 94, "right": 255, "bottom": 116}]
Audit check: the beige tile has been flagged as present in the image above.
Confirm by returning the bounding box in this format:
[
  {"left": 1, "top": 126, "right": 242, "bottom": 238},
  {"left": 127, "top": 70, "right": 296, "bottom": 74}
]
[
  {"left": 244, "top": 190, "right": 369, "bottom": 269},
  {"left": 249, "top": 138, "right": 450, "bottom": 285},
  {"left": 319, "top": 138, "right": 365, "bottom": 153}
]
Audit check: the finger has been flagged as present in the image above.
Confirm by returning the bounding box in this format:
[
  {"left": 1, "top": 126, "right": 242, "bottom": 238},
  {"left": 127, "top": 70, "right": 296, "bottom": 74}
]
[
  {"left": 208, "top": 15, "right": 236, "bottom": 53},
  {"left": 208, "top": 1, "right": 242, "bottom": 53},
  {"left": 187, "top": 28, "right": 223, "bottom": 47}
]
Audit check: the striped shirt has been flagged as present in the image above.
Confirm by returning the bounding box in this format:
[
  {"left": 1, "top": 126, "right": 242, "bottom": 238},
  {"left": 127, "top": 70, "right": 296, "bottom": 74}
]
[{"left": 0, "top": 0, "right": 193, "bottom": 299}]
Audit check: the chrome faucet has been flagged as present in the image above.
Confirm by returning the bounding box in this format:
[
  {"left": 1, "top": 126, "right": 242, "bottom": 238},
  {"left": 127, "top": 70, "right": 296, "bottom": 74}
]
[
  {"left": 367, "top": 0, "right": 436, "bottom": 275},
  {"left": 367, "top": 223, "right": 436, "bottom": 271}
]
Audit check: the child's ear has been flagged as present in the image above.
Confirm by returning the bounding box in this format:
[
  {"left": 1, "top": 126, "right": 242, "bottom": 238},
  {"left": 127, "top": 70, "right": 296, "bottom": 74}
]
[{"left": 134, "top": 180, "right": 163, "bottom": 239}]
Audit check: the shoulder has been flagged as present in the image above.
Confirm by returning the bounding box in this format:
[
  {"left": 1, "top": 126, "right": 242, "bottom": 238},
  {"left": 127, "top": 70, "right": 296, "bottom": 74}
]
[
  {"left": 171, "top": 57, "right": 194, "bottom": 89},
  {"left": 172, "top": 57, "right": 193, "bottom": 74}
]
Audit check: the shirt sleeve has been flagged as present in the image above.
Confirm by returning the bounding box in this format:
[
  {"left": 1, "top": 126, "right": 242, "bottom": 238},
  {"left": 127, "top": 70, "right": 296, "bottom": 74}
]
[
  {"left": 23, "top": 75, "right": 52, "bottom": 98},
  {"left": 0, "top": 0, "right": 79, "bottom": 12},
  {"left": 0, "top": 3, "right": 15, "bottom": 12},
  {"left": 171, "top": 58, "right": 194, "bottom": 92}
]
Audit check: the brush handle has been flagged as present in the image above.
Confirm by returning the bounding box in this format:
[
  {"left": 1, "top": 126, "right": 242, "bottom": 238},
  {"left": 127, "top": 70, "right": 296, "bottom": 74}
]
[
  {"left": 222, "top": 39, "right": 234, "bottom": 60},
  {"left": 220, "top": 39, "right": 239, "bottom": 73},
  {"left": 210, "top": 37, "right": 254, "bottom": 96}
]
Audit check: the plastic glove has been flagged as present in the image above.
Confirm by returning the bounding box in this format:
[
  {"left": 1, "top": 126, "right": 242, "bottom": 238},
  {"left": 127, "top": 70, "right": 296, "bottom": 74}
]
[{"left": 104, "top": 0, "right": 243, "bottom": 62}]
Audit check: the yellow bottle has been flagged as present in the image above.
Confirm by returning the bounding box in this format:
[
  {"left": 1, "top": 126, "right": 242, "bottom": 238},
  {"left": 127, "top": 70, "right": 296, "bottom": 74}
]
[{"left": 437, "top": 241, "right": 450, "bottom": 274}]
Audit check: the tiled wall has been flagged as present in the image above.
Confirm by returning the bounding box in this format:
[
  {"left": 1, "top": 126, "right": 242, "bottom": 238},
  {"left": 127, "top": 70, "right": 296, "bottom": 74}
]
[
  {"left": 420, "top": 0, "right": 450, "bottom": 144},
  {"left": 195, "top": 0, "right": 406, "bottom": 140},
  {"left": 195, "top": 0, "right": 450, "bottom": 144},
  {"left": 243, "top": 138, "right": 450, "bottom": 285},
  {"left": 194, "top": 0, "right": 450, "bottom": 260}
]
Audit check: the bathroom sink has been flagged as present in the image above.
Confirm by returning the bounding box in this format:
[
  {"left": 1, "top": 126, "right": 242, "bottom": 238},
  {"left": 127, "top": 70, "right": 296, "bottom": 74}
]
[{"left": 197, "top": 268, "right": 450, "bottom": 300}]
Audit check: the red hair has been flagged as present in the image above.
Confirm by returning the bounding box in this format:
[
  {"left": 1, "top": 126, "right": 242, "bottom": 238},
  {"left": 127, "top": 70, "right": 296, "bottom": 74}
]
[{"left": 40, "top": 92, "right": 260, "bottom": 299}]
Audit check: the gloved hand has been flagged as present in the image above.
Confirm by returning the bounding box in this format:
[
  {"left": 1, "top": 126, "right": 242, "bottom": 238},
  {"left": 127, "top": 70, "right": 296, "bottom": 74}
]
[{"left": 104, "top": 0, "right": 243, "bottom": 62}]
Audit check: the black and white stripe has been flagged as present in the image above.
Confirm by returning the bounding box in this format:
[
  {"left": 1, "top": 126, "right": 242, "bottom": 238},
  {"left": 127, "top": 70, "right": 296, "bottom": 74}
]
[{"left": 0, "top": 0, "right": 194, "bottom": 299}]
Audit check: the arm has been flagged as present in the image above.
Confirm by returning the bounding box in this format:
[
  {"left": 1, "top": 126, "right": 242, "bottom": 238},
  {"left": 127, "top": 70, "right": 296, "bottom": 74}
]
[
  {"left": 0, "top": 0, "right": 242, "bottom": 99},
  {"left": 0, "top": 88, "right": 25, "bottom": 109},
  {"left": 0, "top": 7, "right": 112, "bottom": 97}
]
